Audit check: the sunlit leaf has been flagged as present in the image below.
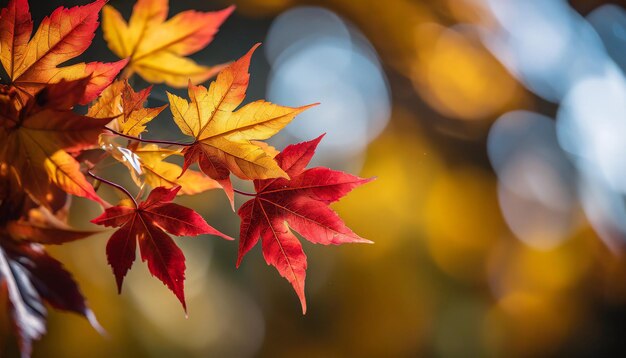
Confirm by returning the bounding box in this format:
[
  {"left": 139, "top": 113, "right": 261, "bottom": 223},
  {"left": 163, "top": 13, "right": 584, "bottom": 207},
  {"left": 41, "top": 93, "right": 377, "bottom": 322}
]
[
  {"left": 102, "top": 0, "right": 233, "bottom": 86},
  {"left": 0, "top": 0, "right": 126, "bottom": 104},
  {"left": 237, "top": 135, "right": 372, "bottom": 313}
]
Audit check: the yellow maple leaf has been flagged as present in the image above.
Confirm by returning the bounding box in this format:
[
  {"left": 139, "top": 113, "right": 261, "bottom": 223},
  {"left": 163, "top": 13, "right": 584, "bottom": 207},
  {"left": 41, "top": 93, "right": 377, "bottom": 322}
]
[
  {"left": 166, "top": 44, "right": 316, "bottom": 206},
  {"left": 102, "top": 0, "right": 234, "bottom": 87}
]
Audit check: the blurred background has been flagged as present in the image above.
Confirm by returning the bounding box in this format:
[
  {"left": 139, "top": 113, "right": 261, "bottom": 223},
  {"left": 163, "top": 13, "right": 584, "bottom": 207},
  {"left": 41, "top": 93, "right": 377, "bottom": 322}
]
[{"left": 7, "top": 0, "right": 626, "bottom": 356}]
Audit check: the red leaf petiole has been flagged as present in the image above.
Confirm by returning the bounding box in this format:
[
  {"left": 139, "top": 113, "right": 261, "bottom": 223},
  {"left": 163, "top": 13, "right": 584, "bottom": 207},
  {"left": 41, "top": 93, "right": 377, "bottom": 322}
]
[
  {"left": 233, "top": 189, "right": 256, "bottom": 197},
  {"left": 88, "top": 170, "right": 138, "bottom": 208}
]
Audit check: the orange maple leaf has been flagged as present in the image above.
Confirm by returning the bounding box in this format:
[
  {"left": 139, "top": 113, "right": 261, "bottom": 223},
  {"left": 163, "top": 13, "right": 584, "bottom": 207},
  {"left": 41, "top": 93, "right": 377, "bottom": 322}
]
[
  {"left": 0, "top": 79, "right": 109, "bottom": 209},
  {"left": 88, "top": 80, "right": 167, "bottom": 137},
  {"left": 0, "top": 0, "right": 127, "bottom": 104}
]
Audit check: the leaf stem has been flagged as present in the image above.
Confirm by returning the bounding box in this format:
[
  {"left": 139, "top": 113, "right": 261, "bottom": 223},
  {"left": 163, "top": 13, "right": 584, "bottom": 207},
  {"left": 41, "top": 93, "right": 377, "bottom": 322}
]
[
  {"left": 105, "top": 127, "right": 192, "bottom": 147},
  {"left": 233, "top": 189, "right": 257, "bottom": 197},
  {"left": 88, "top": 170, "right": 138, "bottom": 208}
]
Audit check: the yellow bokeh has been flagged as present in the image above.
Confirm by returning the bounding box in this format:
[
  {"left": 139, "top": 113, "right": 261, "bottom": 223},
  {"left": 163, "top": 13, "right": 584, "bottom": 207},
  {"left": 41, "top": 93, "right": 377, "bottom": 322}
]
[
  {"left": 424, "top": 167, "right": 504, "bottom": 282},
  {"left": 488, "top": 235, "right": 594, "bottom": 298},
  {"left": 412, "top": 25, "right": 521, "bottom": 121}
]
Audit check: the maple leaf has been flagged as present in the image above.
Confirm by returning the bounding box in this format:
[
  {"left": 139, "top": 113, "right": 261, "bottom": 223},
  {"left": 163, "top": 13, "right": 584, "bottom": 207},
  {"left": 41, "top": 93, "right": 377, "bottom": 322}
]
[
  {"left": 89, "top": 80, "right": 167, "bottom": 137},
  {"left": 91, "top": 186, "right": 232, "bottom": 311},
  {"left": 0, "top": 79, "right": 109, "bottom": 209},
  {"left": 237, "top": 135, "right": 373, "bottom": 314},
  {"left": 167, "top": 44, "right": 316, "bottom": 207},
  {"left": 0, "top": 0, "right": 127, "bottom": 104},
  {"left": 102, "top": 0, "right": 233, "bottom": 87},
  {"left": 0, "top": 238, "right": 103, "bottom": 358}
]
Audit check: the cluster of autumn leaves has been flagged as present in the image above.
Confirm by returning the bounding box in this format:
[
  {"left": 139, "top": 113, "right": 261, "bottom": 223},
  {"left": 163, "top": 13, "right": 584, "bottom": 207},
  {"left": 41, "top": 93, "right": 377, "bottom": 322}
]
[{"left": 0, "top": 0, "right": 371, "bottom": 356}]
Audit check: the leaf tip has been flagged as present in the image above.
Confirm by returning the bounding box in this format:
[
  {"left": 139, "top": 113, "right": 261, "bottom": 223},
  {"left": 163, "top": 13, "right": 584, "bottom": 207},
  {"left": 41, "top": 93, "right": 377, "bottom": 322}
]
[
  {"left": 295, "top": 102, "right": 320, "bottom": 114},
  {"left": 178, "top": 295, "right": 188, "bottom": 315},
  {"left": 91, "top": 0, "right": 108, "bottom": 12},
  {"left": 300, "top": 299, "right": 307, "bottom": 315},
  {"left": 115, "top": 277, "right": 124, "bottom": 294},
  {"left": 171, "top": 185, "right": 182, "bottom": 196},
  {"left": 223, "top": 4, "right": 236, "bottom": 15},
  {"left": 236, "top": 246, "right": 251, "bottom": 268},
  {"left": 363, "top": 176, "right": 377, "bottom": 184},
  {"left": 292, "top": 279, "right": 307, "bottom": 315},
  {"left": 117, "top": 57, "right": 130, "bottom": 67},
  {"left": 314, "top": 132, "right": 326, "bottom": 142},
  {"left": 277, "top": 169, "right": 291, "bottom": 180},
  {"left": 85, "top": 309, "right": 107, "bottom": 337}
]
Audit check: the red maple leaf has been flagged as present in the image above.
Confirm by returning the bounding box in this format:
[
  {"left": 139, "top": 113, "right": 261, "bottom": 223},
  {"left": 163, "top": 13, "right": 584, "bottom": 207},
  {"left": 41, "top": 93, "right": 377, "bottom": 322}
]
[
  {"left": 237, "top": 135, "right": 373, "bottom": 313},
  {"left": 91, "top": 186, "right": 232, "bottom": 311}
]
